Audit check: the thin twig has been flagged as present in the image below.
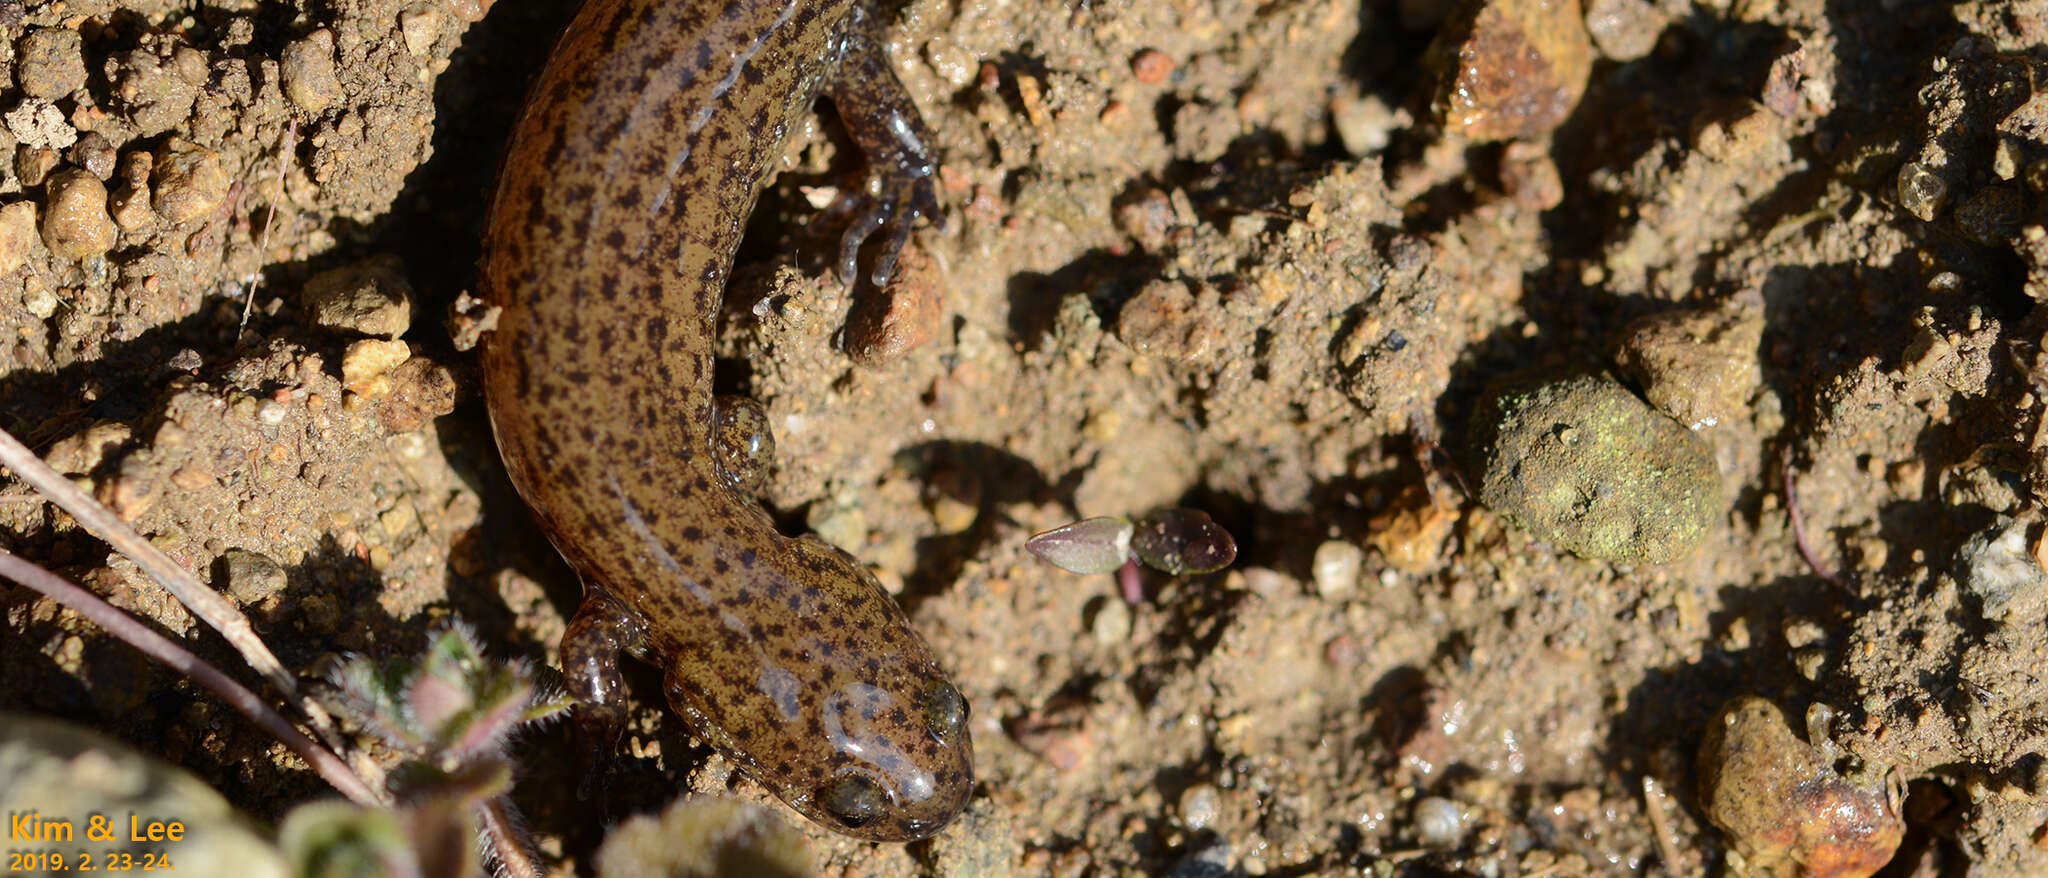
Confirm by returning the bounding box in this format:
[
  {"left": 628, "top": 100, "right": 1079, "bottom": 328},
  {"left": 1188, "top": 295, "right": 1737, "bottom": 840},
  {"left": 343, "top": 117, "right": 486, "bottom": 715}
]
[
  {"left": 1779, "top": 445, "right": 1843, "bottom": 587},
  {"left": 0, "top": 550, "right": 380, "bottom": 806},
  {"left": 240, "top": 123, "right": 299, "bottom": 332},
  {"left": 1640, "top": 775, "right": 1683, "bottom": 878},
  {"left": 0, "top": 424, "right": 361, "bottom": 766}
]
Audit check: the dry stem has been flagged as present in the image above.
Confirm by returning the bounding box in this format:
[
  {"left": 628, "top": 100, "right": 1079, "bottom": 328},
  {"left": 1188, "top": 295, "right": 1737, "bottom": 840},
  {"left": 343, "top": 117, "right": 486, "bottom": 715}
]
[{"left": 0, "top": 550, "right": 379, "bottom": 805}]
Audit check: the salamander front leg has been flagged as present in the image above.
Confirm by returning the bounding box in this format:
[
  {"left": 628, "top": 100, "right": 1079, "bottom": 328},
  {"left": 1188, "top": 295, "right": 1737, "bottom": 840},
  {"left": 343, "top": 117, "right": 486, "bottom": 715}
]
[
  {"left": 561, "top": 589, "right": 646, "bottom": 798},
  {"left": 821, "top": 4, "right": 943, "bottom": 288}
]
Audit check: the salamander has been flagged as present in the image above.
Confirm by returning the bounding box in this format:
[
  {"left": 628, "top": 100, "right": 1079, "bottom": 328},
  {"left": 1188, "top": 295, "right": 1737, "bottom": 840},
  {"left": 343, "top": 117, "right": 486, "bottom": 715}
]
[{"left": 475, "top": 0, "right": 971, "bottom": 842}]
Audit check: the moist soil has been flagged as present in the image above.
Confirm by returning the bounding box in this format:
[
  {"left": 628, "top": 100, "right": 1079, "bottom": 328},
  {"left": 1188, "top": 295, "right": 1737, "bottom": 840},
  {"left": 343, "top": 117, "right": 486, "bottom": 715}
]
[{"left": 3, "top": 0, "right": 2048, "bottom": 875}]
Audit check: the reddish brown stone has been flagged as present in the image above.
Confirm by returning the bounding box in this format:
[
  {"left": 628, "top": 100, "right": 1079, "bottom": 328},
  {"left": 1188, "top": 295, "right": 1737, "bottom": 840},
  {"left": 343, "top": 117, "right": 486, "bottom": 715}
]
[
  {"left": 1433, "top": 0, "right": 1593, "bottom": 142},
  {"left": 845, "top": 244, "right": 943, "bottom": 368},
  {"left": 1130, "top": 49, "right": 1176, "bottom": 85},
  {"left": 1698, "top": 697, "right": 1904, "bottom": 878}
]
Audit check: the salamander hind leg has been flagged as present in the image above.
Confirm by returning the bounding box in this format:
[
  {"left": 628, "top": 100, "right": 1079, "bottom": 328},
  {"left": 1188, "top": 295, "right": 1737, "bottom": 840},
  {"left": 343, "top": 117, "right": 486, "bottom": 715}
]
[
  {"left": 821, "top": 4, "right": 943, "bottom": 288},
  {"left": 560, "top": 590, "right": 647, "bottom": 797},
  {"left": 710, "top": 394, "right": 774, "bottom": 496}
]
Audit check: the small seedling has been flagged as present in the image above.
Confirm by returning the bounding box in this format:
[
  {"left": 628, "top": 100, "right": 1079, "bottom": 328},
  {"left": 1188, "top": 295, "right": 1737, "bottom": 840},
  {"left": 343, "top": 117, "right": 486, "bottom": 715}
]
[
  {"left": 329, "top": 624, "right": 569, "bottom": 767},
  {"left": 308, "top": 624, "right": 570, "bottom": 878},
  {"left": 1027, "top": 507, "right": 1237, "bottom": 577}
]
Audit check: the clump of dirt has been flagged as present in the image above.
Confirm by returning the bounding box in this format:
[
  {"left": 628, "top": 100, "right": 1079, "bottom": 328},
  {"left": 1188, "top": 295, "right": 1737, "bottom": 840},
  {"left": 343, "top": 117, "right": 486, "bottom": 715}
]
[{"left": 3, "top": 0, "right": 2048, "bottom": 875}]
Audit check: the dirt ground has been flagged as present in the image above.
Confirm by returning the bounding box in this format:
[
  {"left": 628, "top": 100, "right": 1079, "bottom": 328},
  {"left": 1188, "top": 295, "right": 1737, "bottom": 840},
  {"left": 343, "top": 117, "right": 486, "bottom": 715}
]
[{"left": 4, "top": 0, "right": 2048, "bottom": 874}]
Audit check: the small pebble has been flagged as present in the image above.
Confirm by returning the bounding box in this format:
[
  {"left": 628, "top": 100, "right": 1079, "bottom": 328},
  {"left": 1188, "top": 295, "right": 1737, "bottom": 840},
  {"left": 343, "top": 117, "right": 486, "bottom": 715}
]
[
  {"left": 1582, "top": 0, "right": 1666, "bottom": 60},
  {"left": 1086, "top": 595, "right": 1132, "bottom": 644},
  {"left": 0, "top": 201, "right": 39, "bottom": 275},
  {"left": 1312, "top": 540, "right": 1362, "bottom": 599},
  {"left": 1610, "top": 299, "right": 1764, "bottom": 431},
  {"left": 1955, "top": 515, "right": 2047, "bottom": 628},
  {"left": 923, "top": 466, "right": 981, "bottom": 532},
  {"left": 1792, "top": 647, "right": 1826, "bottom": 681},
  {"left": 1412, "top": 796, "right": 1465, "bottom": 848},
  {"left": 399, "top": 7, "right": 443, "bottom": 56},
  {"left": 281, "top": 29, "right": 342, "bottom": 114},
  {"left": 1366, "top": 483, "right": 1453, "bottom": 573},
  {"left": 254, "top": 399, "right": 289, "bottom": 425},
  {"left": 807, "top": 502, "right": 869, "bottom": 556},
  {"left": 844, "top": 243, "right": 941, "bottom": 368},
  {"left": 15, "top": 144, "right": 59, "bottom": 187},
  {"left": 1117, "top": 279, "right": 1219, "bottom": 364},
  {"left": 1323, "top": 633, "right": 1362, "bottom": 668},
  {"left": 302, "top": 254, "right": 416, "bottom": 338},
  {"left": 374, "top": 359, "right": 460, "bottom": 433},
  {"left": 1697, "top": 696, "right": 1902, "bottom": 878},
  {"left": 4, "top": 99, "right": 76, "bottom": 150},
  {"left": 1112, "top": 186, "right": 1177, "bottom": 252},
  {"left": 1166, "top": 841, "right": 1239, "bottom": 878},
  {"left": 1431, "top": 0, "right": 1593, "bottom": 142},
  {"left": 22, "top": 284, "right": 57, "bottom": 318},
  {"left": 380, "top": 503, "right": 417, "bottom": 539},
  {"left": 110, "top": 183, "right": 154, "bottom": 231},
  {"left": 15, "top": 28, "right": 87, "bottom": 99},
  {"left": 170, "top": 466, "right": 211, "bottom": 489},
  {"left": 40, "top": 168, "right": 115, "bottom": 261},
  {"left": 67, "top": 131, "right": 116, "bottom": 180},
  {"left": 118, "top": 149, "right": 153, "bottom": 189},
  {"left": 448, "top": 0, "right": 497, "bottom": 22},
  {"left": 1131, "top": 49, "right": 1176, "bottom": 85},
  {"left": 218, "top": 549, "right": 288, "bottom": 605},
  {"left": 341, "top": 338, "right": 412, "bottom": 389},
  {"left": 1331, "top": 91, "right": 1399, "bottom": 156},
  {"left": 1178, "top": 783, "right": 1221, "bottom": 830},
  {"left": 152, "top": 138, "right": 231, "bottom": 225},
  {"left": 1897, "top": 161, "right": 1947, "bottom": 221},
  {"left": 95, "top": 459, "right": 155, "bottom": 522},
  {"left": 1783, "top": 617, "right": 1825, "bottom": 650}
]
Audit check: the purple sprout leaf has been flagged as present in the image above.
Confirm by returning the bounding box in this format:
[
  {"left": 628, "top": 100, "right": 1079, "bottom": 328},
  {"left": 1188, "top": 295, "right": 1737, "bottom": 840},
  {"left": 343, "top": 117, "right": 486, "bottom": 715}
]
[
  {"left": 1131, "top": 508, "right": 1237, "bottom": 575},
  {"left": 1026, "top": 516, "right": 1136, "bottom": 574}
]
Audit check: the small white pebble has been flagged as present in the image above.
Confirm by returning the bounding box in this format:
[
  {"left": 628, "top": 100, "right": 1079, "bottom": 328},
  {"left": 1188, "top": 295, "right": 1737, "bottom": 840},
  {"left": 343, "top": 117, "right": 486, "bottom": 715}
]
[
  {"left": 1088, "top": 596, "right": 1131, "bottom": 645},
  {"left": 1312, "top": 540, "right": 1362, "bottom": 599},
  {"left": 22, "top": 284, "right": 58, "bottom": 319},
  {"left": 1178, "top": 783, "right": 1220, "bottom": 830},
  {"left": 1412, "top": 796, "right": 1464, "bottom": 848}
]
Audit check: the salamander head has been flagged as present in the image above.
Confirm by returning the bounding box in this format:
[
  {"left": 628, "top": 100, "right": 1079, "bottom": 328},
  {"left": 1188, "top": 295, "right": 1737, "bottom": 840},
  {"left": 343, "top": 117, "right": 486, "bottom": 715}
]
[
  {"left": 671, "top": 534, "right": 974, "bottom": 841},
  {"left": 798, "top": 670, "right": 974, "bottom": 840}
]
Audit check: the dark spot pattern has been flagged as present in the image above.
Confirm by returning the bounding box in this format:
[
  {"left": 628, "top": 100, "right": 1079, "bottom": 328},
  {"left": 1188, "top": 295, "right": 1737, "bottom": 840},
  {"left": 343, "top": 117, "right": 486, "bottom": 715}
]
[{"left": 475, "top": 0, "right": 969, "bottom": 845}]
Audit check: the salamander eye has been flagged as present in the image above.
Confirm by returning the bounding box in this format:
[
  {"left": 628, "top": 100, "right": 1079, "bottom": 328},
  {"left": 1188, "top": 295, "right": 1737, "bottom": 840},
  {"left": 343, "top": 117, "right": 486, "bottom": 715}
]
[
  {"left": 819, "top": 772, "right": 887, "bottom": 829},
  {"left": 923, "top": 680, "right": 968, "bottom": 745}
]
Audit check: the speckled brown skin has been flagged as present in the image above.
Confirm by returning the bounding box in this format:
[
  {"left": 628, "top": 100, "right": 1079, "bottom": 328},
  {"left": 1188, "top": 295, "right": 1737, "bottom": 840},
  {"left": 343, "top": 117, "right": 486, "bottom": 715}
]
[{"left": 476, "top": 0, "right": 970, "bottom": 842}]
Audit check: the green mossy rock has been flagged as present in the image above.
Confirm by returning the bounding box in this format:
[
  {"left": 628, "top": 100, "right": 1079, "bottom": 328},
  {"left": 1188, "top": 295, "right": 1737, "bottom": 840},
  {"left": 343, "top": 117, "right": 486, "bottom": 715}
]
[
  {"left": 1469, "top": 370, "right": 1721, "bottom": 564},
  {"left": 0, "top": 713, "right": 290, "bottom": 878}
]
